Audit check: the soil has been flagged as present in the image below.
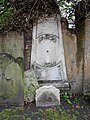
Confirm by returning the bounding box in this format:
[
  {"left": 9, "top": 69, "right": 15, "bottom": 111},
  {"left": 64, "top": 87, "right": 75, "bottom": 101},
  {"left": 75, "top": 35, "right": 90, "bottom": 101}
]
[{"left": 0, "top": 95, "right": 90, "bottom": 120}]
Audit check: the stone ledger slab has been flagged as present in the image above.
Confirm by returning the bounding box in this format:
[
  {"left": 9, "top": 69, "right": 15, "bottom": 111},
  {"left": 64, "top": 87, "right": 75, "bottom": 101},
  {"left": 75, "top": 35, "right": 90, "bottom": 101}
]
[{"left": 35, "top": 85, "right": 60, "bottom": 107}]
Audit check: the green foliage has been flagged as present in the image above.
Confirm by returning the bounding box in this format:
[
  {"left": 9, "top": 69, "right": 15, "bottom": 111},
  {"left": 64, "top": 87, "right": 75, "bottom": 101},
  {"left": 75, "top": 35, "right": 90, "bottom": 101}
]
[
  {"left": 61, "top": 111, "right": 76, "bottom": 120},
  {"left": 74, "top": 95, "right": 85, "bottom": 103},
  {"left": 45, "top": 108, "right": 59, "bottom": 120},
  {"left": 0, "top": 8, "right": 12, "bottom": 26},
  {"left": 0, "top": 0, "right": 13, "bottom": 27},
  {"left": 44, "top": 108, "right": 76, "bottom": 120},
  {"left": 64, "top": 92, "right": 72, "bottom": 105},
  {"left": 0, "top": 107, "right": 77, "bottom": 120},
  {"left": 0, "top": 0, "right": 76, "bottom": 28},
  {"left": 57, "top": 0, "right": 75, "bottom": 22},
  {"left": 0, "top": 107, "right": 31, "bottom": 120}
]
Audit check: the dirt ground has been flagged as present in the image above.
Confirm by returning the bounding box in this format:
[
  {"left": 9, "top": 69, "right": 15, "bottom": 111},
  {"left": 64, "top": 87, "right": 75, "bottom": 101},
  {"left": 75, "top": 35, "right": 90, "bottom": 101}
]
[
  {"left": 24, "top": 95, "right": 90, "bottom": 120},
  {"left": 0, "top": 95, "right": 90, "bottom": 120}
]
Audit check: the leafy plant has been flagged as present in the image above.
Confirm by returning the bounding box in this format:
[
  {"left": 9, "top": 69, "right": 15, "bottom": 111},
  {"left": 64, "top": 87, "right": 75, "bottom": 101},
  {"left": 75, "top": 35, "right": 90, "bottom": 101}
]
[
  {"left": 44, "top": 108, "right": 59, "bottom": 120},
  {"left": 61, "top": 111, "right": 76, "bottom": 120},
  {"left": 0, "top": 107, "right": 77, "bottom": 120},
  {"left": 64, "top": 92, "right": 72, "bottom": 105},
  {"left": 43, "top": 108, "right": 76, "bottom": 120},
  {"left": 0, "top": 108, "right": 31, "bottom": 120},
  {"left": 58, "top": 0, "right": 75, "bottom": 22},
  {"left": 74, "top": 95, "right": 85, "bottom": 103},
  {"left": 0, "top": 0, "right": 13, "bottom": 27}
]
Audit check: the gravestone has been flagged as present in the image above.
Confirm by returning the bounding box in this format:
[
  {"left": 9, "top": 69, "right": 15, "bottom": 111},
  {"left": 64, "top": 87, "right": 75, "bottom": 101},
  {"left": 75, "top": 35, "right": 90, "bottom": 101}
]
[
  {"left": 31, "top": 14, "right": 69, "bottom": 106},
  {"left": 31, "top": 14, "right": 67, "bottom": 84},
  {"left": 0, "top": 32, "right": 24, "bottom": 105},
  {"left": 0, "top": 54, "right": 24, "bottom": 104},
  {"left": 35, "top": 85, "right": 60, "bottom": 107}
]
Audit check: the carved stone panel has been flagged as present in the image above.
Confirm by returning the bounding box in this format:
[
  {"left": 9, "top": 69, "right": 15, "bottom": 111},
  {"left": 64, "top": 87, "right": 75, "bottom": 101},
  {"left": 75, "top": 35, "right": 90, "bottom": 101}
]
[{"left": 31, "top": 14, "right": 67, "bottom": 81}]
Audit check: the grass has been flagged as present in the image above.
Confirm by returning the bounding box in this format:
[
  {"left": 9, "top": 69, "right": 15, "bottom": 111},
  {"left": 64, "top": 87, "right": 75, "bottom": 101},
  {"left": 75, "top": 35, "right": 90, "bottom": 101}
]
[
  {"left": 0, "top": 107, "right": 31, "bottom": 120},
  {"left": 0, "top": 93, "right": 89, "bottom": 120},
  {"left": 0, "top": 107, "right": 76, "bottom": 120}
]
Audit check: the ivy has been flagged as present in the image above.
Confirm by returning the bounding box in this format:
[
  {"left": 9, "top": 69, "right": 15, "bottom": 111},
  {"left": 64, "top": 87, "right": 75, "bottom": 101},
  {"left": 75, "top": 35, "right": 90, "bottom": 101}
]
[
  {"left": 0, "top": 8, "right": 13, "bottom": 27},
  {"left": 0, "top": 0, "right": 89, "bottom": 32},
  {"left": 0, "top": 0, "right": 13, "bottom": 27},
  {"left": 57, "top": 0, "right": 76, "bottom": 22}
]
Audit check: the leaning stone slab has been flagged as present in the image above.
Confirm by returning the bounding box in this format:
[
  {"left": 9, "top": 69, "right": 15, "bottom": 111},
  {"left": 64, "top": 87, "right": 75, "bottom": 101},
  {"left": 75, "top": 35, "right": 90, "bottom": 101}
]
[
  {"left": 24, "top": 70, "right": 39, "bottom": 102},
  {"left": 35, "top": 85, "right": 60, "bottom": 107}
]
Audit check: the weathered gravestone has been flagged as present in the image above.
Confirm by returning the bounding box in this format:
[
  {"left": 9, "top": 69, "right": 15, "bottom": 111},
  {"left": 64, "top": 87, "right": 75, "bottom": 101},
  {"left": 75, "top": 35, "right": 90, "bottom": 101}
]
[
  {"left": 0, "top": 53, "right": 24, "bottom": 105},
  {"left": 31, "top": 14, "right": 68, "bottom": 107},
  {"left": 35, "top": 85, "right": 60, "bottom": 107},
  {"left": 0, "top": 32, "right": 24, "bottom": 105},
  {"left": 31, "top": 14, "right": 69, "bottom": 89}
]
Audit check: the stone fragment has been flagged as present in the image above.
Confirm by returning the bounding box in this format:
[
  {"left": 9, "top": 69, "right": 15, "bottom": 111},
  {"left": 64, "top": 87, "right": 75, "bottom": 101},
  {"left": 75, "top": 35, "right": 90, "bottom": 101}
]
[
  {"left": 35, "top": 85, "right": 60, "bottom": 107},
  {"left": 24, "top": 70, "right": 39, "bottom": 102}
]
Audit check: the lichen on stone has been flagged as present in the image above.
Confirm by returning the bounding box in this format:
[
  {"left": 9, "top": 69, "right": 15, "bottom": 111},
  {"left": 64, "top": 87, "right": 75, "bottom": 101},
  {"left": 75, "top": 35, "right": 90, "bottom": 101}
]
[{"left": 24, "top": 70, "right": 39, "bottom": 102}]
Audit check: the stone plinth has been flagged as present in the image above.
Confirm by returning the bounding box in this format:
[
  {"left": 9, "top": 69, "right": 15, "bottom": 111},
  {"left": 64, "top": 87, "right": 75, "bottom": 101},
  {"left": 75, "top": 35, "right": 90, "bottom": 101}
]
[{"left": 35, "top": 85, "right": 60, "bottom": 107}]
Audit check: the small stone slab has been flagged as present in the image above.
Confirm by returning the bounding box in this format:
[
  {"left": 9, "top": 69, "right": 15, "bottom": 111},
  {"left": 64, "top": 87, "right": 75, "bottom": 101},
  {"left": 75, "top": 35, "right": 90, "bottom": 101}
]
[{"left": 35, "top": 85, "right": 60, "bottom": 107}]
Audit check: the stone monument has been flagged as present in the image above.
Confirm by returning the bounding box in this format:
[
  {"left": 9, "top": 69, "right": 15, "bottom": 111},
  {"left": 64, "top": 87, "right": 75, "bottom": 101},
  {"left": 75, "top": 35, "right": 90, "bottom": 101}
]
[
  {"left": 31, "top": 13, "right": 69, "bottom": 106},
  {"left": 31, "top": 14, "right": 68, "bottom": 88},
  {"left": 36, "top": 85, "right": 60, "bottom": 107}
]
